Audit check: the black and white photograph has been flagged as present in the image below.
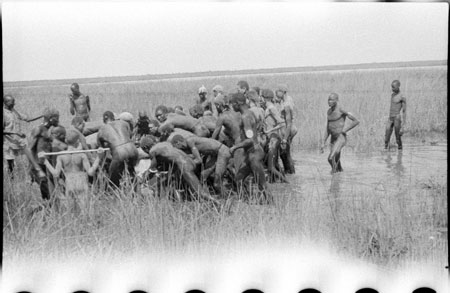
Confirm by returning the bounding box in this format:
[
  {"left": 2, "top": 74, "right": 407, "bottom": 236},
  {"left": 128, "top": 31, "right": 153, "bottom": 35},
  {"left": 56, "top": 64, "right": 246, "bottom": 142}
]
[{"left": 2, "top": 1, "right": 448, "bottom": 292}]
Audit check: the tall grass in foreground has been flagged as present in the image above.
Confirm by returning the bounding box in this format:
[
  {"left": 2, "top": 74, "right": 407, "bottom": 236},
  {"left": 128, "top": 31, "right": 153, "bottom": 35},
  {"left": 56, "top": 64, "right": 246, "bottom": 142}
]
[
  {"left": 5, "top": 65, "right": 447, "bottom": 151},
  {"left": 3, "top": 161, "right": 447, "bottom": 269}
]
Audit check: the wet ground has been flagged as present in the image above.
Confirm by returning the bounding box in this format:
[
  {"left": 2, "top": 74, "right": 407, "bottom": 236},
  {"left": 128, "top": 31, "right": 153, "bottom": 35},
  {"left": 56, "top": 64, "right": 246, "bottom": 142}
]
[{"left": 284, "top": 143, "right": 447, "bottom": 198}]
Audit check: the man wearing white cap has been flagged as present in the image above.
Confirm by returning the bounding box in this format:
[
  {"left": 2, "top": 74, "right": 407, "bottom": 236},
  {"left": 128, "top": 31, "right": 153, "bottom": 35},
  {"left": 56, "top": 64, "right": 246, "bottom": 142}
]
[
  {"left": 210, "top": 85, "right": 224, "bottom": 117},
  {"left": 196, "top": 85, "right": 217, "bottom": 115}
]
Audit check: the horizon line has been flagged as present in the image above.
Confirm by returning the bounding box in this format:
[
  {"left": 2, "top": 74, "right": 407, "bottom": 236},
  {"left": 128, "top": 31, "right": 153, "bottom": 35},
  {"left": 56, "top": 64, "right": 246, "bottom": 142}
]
[{"left": 3, "top": 59, "right": 447, "bottom": 85}]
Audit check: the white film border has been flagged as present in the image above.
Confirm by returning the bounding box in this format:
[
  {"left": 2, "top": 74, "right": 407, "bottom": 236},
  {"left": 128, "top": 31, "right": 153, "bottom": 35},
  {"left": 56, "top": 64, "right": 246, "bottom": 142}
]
[{"left": 2, "top": 242, "right": 448, "bottom": 293}]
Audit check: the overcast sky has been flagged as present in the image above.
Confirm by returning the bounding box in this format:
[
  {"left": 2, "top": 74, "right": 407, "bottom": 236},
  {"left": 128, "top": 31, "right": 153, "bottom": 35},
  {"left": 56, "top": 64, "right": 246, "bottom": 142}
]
[{"left": 2, "top": 1, "right": 448, "bottom": 82}]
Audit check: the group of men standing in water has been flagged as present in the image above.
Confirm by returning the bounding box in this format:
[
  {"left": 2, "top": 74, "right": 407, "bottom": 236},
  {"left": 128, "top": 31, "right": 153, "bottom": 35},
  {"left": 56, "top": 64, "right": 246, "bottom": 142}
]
[{"left": 3, "top": 79, "right": 406, "bottom": 205}]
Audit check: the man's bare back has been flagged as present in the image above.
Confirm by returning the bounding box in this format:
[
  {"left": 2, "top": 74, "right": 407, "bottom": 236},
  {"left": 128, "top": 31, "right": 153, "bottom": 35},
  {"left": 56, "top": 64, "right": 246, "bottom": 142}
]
[
  {"left": 185, "top": 136, "right": 226, "bottom": 155},
  {"left": 98, "top": 120, "right": 134, "bottom": 153},
  {"left": 160, "top": 113, "right": 209, "bottom": 137}
]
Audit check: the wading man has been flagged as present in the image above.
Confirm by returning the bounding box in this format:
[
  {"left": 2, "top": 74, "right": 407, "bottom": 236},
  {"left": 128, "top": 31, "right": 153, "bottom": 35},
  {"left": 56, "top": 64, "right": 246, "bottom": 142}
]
[
  {"left": 262, "top": 89, "right": 287, "bottom": 183},
  {"left": 275, "top": 84, "right": 297, "bottom": 174},
  {"left": 385, "top": 80, "right": 407, "bottom": 150},
  {"left": 320, "top": 93, "right": 360, "bottom": 173}
]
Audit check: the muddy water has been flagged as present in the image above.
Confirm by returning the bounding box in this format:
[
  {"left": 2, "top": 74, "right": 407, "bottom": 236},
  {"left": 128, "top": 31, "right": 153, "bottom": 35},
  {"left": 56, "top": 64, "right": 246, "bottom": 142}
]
[{"left": 282, "top": 143, "right": 447, "bottom": 199}]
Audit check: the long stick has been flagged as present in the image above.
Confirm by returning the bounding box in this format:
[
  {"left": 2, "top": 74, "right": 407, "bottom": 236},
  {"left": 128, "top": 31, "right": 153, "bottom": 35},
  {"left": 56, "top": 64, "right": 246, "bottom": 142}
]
[{"left": 42, "top": 148, "right": 110, "bottom": 156}]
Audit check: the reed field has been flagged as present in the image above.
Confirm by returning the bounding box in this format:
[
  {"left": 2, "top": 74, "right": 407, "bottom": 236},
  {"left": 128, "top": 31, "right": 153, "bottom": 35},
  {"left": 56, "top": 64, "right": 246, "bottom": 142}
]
[
  {"left": 3, "top": 63, "right": 448, "bottom": 270},
  {"left": 4, "top": 64, "right": 447, "bottom": 151},
  {"left": 3, "top": 158, "right": 447, "bottom": 269}
]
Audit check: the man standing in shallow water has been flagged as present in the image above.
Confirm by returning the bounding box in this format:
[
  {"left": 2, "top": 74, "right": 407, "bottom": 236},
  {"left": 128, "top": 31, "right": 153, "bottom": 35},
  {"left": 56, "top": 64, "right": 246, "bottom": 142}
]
[
  {"left": 385, "top": 80, "right": 407, "bottom": 151},
  {"left": 320, "top": 93, "right": 359, "bottom": 173}
]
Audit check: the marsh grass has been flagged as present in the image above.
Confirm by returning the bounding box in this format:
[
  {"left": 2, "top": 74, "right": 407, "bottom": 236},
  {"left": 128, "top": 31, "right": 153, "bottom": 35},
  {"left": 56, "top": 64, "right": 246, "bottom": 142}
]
[
  {"left": 5, "top": 65, "right": 447, "bottom": 152},
  {"left": 3, "top": 158, "right": 447, "bottom": 269}
]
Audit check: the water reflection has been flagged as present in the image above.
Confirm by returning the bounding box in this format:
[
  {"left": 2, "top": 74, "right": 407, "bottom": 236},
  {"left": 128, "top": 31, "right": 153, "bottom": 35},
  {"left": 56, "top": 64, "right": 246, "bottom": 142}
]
[
  {"left": 328, "top": 173, "right": 342, "bottom": 221},
  {"left": 384, "top": 150, "right": 404, "bottom": 176},
  {"left": 293, "top": 144, "right": 446, "bottom": 198}
]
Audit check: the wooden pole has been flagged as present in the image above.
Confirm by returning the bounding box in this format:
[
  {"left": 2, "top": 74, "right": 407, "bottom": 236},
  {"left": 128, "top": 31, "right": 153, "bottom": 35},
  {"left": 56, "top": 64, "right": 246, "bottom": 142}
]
[{"left": 41, "top": 148, "right": 110, "bottom": 156}]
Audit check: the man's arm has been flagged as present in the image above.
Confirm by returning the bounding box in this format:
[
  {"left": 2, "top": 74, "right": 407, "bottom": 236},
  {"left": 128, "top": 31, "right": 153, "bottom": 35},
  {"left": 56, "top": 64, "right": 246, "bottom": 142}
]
[
  {"left": 187, "top": 140, "right": 202, "bottom": 165},
  {"left": 82, "top": 152, "right": 101, "bottom": 176},
  {"left": 14, "top": 109, "right": 43, "bottom": 122},
  {"left": 211, "top": 117, "right": 224, "bottom": 140},
  {"left": 320, "top": 124, "right": 329, "bottom": 153},
  {"left": 96, "top": 131, "right": 108, "bottom": 161},
  {"left": 27, "top": 127, "right": 44, "bottom": 171},
  {"left": 3, "top": 131, "right": 26, "bottom": 138},
  {"left": 86, "top": 95, "right": 91, "bottom": 112},
  {"left": 229, "top": 138, "right": 254, "bottom": 154},
  {"left": 73, "top": 128, "right": 89, "bottom": 150},
  {"left": 42, "top": 156, "right": 62, "bottom": 177},
  {"left": 147, "top": 150, "right": 159, "bottom": 173},
  {"left": 210, "top": 98, "right": 219, "bottom": 118},
  {"left": 69, "top": 95, "right": 75, "bottom": 115},
  {"left": 401, "top": 96, "right": 407, "bottom": 124},
  {"left": 25, "top": 115, "right": 44, "bottom": 122},
  {"left": 283, "top": 106, "right": 294, "bottom": 142},
  {"left": 342, "top": 110, "right": 360, "bottom": 134},
  {"left": 268, "top": 106, "right": 285, "bottom": 125}
]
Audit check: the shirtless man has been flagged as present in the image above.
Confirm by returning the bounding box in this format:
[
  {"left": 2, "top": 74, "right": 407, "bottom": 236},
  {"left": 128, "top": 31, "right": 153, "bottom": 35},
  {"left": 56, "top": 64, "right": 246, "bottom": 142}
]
[
  {"left": 69, "top": 83, "right": 91, "bottom": 122},
  {"left": 275, "top": 84, "right": 297, "bottom": 174},
  {"left": 196, "top": 85, "right": 213, "bottom": 113},
  {"left": 97, "top": 111, "right": 139, "bottom": 188},
  {"left": 237, "top": 80, "right": 250, "bottom": 96},
  {"left": 320, "top": 93, "right": 360, "bottom": 173},
  {"left": 211, "top": 95, "right": 241, "bottom": 145},
  {"left": 3, "top": 94, "right": 43, "bottom": 175},
  {"left": 40, "top": 129, "right": 102, "bottom": 213},
  {"left": 211, "top": 94, "right": 244, "bottom": 174},
  {"left": 156, "top": 105, "right": 210, "bottom": 137},
  {"left": 229, "top": 93, "right": 272, "bottom": 204},
  {"left": 27, "top": 108, "right": 60, "bottom": 200},
  {"left": 199, "top": 110, "right": 218, "bottom": 134},
  {"left": 385, "top": 80, "right": 407, "bottom": 151},
  {"left": 171, "top": 135, "right": 232, "bottom": 195},
  {"left": 140, "top": 138, "right": 219, "bottom": 204},
  {"left": 247, "top": 89, "right": 265, "bottom": 137},
  {"left": 262, "top": 89, "right": 287, "bottom": 183}
]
